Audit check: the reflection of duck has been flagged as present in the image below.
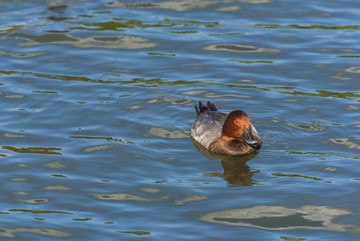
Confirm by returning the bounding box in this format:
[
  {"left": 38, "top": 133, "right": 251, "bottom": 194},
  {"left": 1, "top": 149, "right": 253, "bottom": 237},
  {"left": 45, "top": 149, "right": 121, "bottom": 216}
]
[
  {"left": 192, "top": 138, "right": 258, "bottom": 186},
  {"left": 191, "top": 101, "right": 262, "bottom": 156}
]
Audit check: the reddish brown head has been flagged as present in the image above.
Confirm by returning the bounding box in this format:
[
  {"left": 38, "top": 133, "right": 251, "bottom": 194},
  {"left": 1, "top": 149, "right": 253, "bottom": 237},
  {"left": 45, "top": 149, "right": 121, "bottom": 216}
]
[
  {"left": 221, "top": 110, "right": 261, "bottom": 149},
  {"left": 222, "top": 111, "right": 250, "bottom": 139}
]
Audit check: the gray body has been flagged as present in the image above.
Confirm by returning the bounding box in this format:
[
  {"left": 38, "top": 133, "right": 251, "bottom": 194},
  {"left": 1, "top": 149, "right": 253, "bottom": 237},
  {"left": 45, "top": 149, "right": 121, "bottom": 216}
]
[{"left": 191, "top": 110, "right": 229, "bottom": 148}]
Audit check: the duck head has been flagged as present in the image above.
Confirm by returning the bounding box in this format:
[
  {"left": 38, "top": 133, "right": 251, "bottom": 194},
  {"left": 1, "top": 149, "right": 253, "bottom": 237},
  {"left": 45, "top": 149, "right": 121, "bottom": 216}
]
[{"left": 221, "top": 110, "right": 262, "bottom": 150}]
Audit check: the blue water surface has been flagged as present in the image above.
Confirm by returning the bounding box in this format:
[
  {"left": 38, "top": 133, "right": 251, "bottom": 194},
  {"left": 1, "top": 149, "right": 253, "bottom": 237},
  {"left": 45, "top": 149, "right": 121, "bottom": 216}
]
[{"left": 1, "top": 0, "right": 360, "bottom": 240}]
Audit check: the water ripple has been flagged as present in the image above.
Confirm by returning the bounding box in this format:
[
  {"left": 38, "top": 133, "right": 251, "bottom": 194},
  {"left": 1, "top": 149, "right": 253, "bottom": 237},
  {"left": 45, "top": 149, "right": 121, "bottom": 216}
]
[
  {"left": 201, "top": 205, "right": 355, "bottom": 232},
  {"left": 1, "top": 1, "right": 360, "bottom": 240}
]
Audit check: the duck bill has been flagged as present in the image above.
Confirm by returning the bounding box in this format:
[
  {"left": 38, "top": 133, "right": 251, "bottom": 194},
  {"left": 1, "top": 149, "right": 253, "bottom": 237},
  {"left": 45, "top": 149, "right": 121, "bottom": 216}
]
[{"left": 242, "top": 125, "right": 262, "bottom": 150}]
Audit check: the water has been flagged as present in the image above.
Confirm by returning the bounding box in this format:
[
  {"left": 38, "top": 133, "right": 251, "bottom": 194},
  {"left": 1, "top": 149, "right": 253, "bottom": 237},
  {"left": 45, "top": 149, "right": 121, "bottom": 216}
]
[{"left": 1, "top": 0, "right": 360, "bottom": 240}]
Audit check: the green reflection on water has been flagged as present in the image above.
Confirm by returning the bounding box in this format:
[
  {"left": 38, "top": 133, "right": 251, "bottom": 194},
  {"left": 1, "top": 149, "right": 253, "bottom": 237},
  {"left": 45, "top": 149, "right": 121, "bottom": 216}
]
[
  {"left": 285, "top": 150, "right": 360, "bottom": 159},
  {"left": 336, "top": 55, "right": 360, "bottom": 58},
  {"left": 124, "top": 78, "right": 206, "bottom": 86},
  {"left": 164, "top": 18, "right": 219, "bottom": 27},
  {"left": 48, "top": 5, "right": 67, "bottom": 12},
  {"left": 9, "top": 209, "right": 73, "bottom": 215},
  {"left": 1, "top": 70, "right": 358, "bottom": 102},
  {"left": 67, "top": 20, "right": 148, "bottom": 31},
  {"left": 289, "top": 24, "right": 359, "bottom": 30},
  {"left": 272, "top": 173, "right": 328, "bottom": 182},
  {"left": 280, "top": 236, "right": 306, "bottom": 241},
  {"left": 51, "top": 174, "right": 67, "bottom": 178},
  {"left": 310, "top": 121, "right": 341, "bottom": 126},
  {"left": 166, "top": 30, "right": 198, "bottom": 34},
  {"left": 0, "top": 24, "right": 45, "bottom": 33},
  {"left": 228, "top": 59, "right": 274, "bottom": 64},
  {"left": 0, "top": 70, "right": 282, "bottom": 90},
  {"left": 147, "top": 52, "right": 176, "bottom": 57},
  {"left": 153, "top": 180, "right": 168, "bottom": 183},
  {"left": 0, "top": 70, "right": 207, "bottom": 86},
  {"left": 1, "top": 146, "right": 62, "bottom": 155},
  {"left": 65, "top": 17, "right": 218, "bottom": 32},
  {"left": 255, "top": 24, "right": 360, "bottom": 30},
  {"left": 65, "top": 17, "right": 219, "bottom": 31},
  {"left": 68, "top": 136, "right": 134, "bottom": 144},
  {"left": 32, "top": 90, "right": 59, "bottom": 94},
  {"left": 0, "top": 25, "right": 25, "bottom": 32},
  {"left": 279, "top": 90, "right": 360, "bottom": 102},
  {"left": 0, "top": 70, "right": 106, "bottom": 83},
  {"left": 209, "top": 32, "right": 244, "bottom": 36},
  {"left": 72, "top": 218, "right": 92, "bottom": 221},
  {"left": 119, "top": 231, "right": 151, "bottom": 235}
]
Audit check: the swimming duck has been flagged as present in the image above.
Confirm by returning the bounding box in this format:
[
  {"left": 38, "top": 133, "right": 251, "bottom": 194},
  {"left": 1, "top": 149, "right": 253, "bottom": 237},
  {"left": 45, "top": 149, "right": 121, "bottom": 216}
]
[{"left": 191, "top": 101, "right": 262, "bottom": 156}]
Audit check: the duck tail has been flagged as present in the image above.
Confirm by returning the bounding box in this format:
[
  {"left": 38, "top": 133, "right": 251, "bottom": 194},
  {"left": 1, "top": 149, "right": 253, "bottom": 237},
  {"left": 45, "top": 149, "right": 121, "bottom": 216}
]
[{"left": 195, "top": 101, "right": 217, "bottom": 115}]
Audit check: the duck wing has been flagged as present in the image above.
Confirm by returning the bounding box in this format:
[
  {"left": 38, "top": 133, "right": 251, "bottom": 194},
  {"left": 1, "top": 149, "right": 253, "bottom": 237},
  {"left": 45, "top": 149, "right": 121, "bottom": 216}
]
[{"left": 191, "top": 110, "right": 228, "bottom": 148}]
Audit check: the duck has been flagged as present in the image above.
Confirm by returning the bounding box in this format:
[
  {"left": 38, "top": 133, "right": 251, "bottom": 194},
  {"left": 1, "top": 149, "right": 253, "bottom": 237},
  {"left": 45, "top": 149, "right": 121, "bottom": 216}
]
[{"left": 191, "top": 101, "right": 262, "bottom": 156}]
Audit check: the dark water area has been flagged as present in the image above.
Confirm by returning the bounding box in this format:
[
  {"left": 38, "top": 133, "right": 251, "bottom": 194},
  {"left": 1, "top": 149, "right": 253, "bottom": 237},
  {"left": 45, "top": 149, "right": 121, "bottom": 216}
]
[{"left": 1, "top": 0, "right": 360, "bottom": 240}]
